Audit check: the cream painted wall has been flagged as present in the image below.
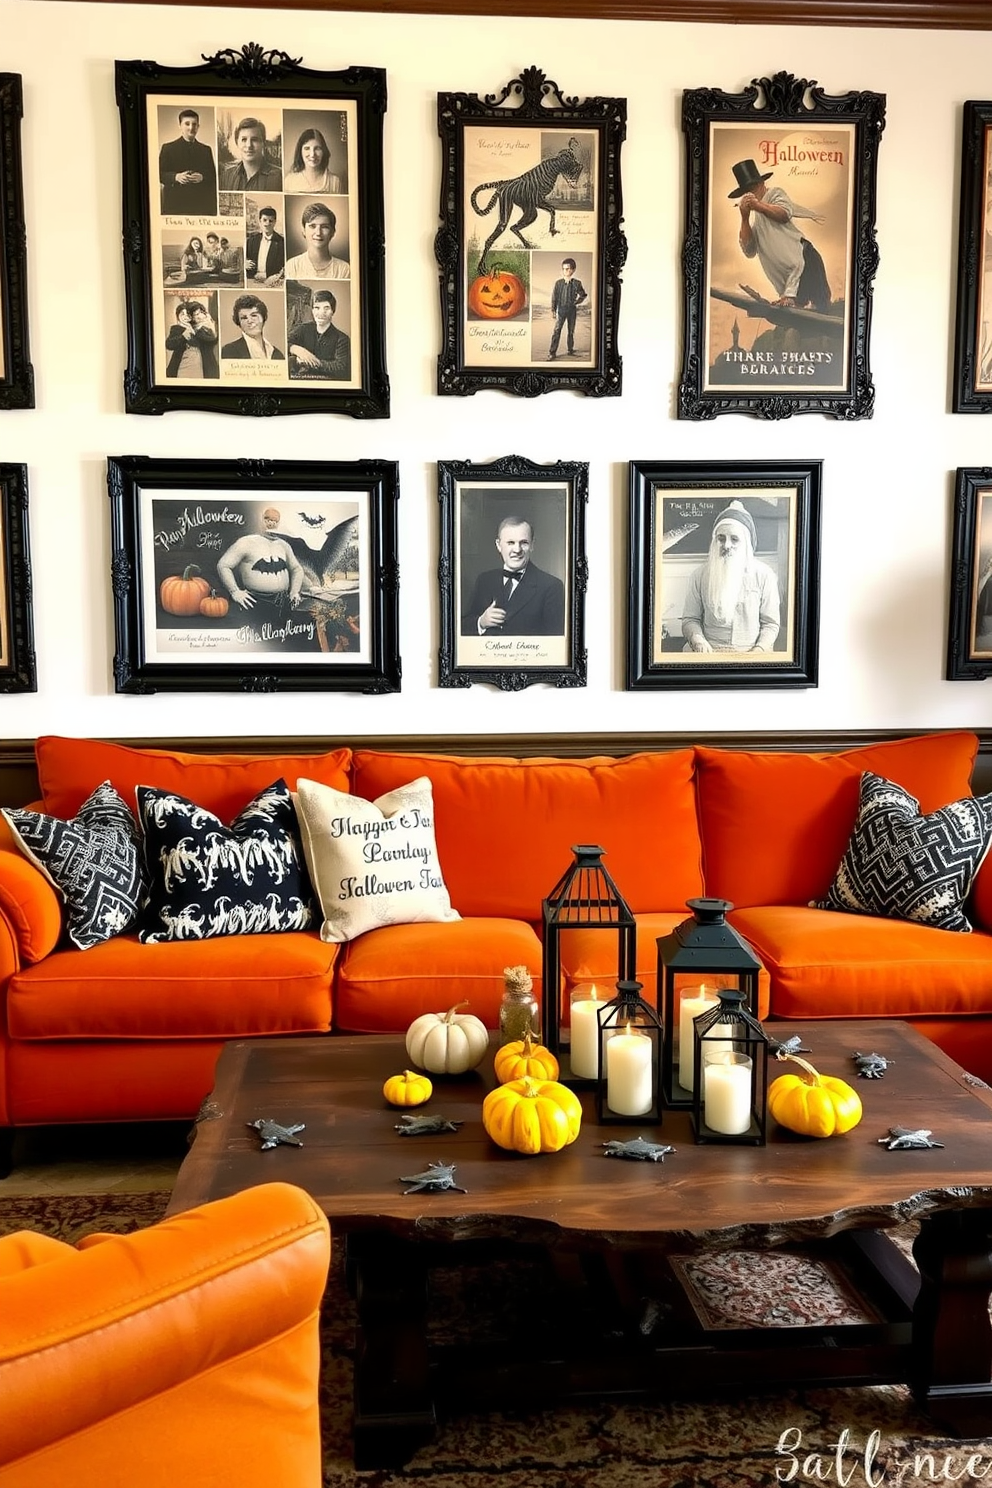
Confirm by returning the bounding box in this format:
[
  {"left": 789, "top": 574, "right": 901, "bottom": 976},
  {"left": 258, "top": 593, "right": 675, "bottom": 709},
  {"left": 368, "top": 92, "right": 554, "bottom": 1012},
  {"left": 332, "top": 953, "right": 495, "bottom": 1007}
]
[{"left": 2, "top": 0, "right": 991, "bottom": 741}]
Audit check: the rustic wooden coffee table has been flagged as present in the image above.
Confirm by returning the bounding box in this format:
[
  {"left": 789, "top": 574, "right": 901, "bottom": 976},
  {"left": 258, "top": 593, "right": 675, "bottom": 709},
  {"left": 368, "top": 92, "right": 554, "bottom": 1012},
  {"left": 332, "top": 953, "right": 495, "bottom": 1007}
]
[{"left": 168, "top": 1018, "right": 992, "bottom": 1468}]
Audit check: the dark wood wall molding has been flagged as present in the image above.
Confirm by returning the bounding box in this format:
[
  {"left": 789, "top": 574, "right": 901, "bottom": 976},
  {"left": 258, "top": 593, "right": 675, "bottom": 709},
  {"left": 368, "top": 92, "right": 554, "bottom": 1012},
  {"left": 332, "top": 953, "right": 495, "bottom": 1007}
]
[
  {"left": 2, "top": 730, "right": 991, "bottom": 808},
  {"left": 56, "top": 0, "right": 992, "bottom": 27}
]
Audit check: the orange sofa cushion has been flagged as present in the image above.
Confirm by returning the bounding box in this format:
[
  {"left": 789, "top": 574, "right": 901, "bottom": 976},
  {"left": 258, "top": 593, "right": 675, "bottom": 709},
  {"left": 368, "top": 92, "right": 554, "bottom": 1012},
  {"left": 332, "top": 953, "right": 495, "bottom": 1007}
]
[
  {"left": 351, "top": 750, "right": 703, "bottom": 919},
  {"left": 334, "top": 917, "right": 542, "bottom": 1032},
  {"left": 7, "top": 931, "right": 336, "bottom": 1040},
  {"left": 36, "top": 737, "right": 352, "bottom": 821},
  {"left": 731, "top": 904, "right": 992, "bottom": 1020},
  {"left": 696, "top": 732, "right": 979, "bottom": 910}
]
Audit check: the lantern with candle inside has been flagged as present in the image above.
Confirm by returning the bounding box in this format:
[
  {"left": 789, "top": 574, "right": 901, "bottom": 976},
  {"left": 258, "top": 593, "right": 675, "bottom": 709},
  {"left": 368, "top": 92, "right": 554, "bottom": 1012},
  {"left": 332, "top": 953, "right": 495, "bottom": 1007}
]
[
  {"left": 541, "top": 845, "right": 636, "bottom": 1087},
  {"left": 690, "top": 988, "right": 768, "bottom": 1145},
  {"left": 594, "top": 980, "right": 663, "bottom": 1125},
  {"left": 656, "top": 897, "right": 763, "bottom": 1110}
]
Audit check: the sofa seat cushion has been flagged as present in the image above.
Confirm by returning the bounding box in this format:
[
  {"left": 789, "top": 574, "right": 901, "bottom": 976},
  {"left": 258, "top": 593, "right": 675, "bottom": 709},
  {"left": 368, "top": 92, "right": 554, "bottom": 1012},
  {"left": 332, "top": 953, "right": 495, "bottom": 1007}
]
[
  {"left": 731, "top": 904, "right": 992, "bottom": 1020},
  {"left": 36, "top": 737, "right": 352, "bottom": 821},
  {"left": 7, "top": 931, "right": 336, "bottom": 1040},
  {"left": 352, "top": 749, "right": 703, "bottom": 919},
  {"left": 696, "top": 732, "right": 979, "bottom": 910},
  {"left": 334, "top": 917, "right": 542, "bottom": 1033}
]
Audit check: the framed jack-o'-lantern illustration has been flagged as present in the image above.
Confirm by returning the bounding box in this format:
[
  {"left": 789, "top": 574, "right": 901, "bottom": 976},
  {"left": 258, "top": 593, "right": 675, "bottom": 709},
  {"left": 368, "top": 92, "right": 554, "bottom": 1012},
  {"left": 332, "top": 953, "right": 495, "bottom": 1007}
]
[
  {"left": 436, "top": 66, "right": 626, "bottom": 397},
  {"left": 115, "top": 44, "right": 388, "bottom": 417}
]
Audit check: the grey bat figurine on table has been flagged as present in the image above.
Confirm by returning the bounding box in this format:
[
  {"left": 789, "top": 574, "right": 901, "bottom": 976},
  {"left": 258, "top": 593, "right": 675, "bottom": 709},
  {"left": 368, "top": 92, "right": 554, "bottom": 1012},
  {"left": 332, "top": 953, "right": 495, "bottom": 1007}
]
[
  {"left": 601, "top": 1137, "right": 675, "bottom": 1163},
  {"left": 853, "top": 1051, "right": 892, "bottom": 1079},
  {"left": 399, "top": 1161, "right": 467, "bottom": 1195},
  {"left": 395, "top": 1114, "right": 464, "bottom": 1136},
  {"left": 878, "top": 1126, "right": 944, "bottom": 1150},
  {"left": 248, "top": 1118, "right": 305, "bottom": 1150}
]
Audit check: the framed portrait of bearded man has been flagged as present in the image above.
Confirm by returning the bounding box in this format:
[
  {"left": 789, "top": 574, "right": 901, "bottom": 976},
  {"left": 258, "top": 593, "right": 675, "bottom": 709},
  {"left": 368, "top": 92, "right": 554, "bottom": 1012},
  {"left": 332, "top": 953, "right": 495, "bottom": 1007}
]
[
  {"left": 626, "top": 459, "right": 821, "bottom": 691},
  {"left": 678, "top": 71, "right": 884, "bottom": 421}
]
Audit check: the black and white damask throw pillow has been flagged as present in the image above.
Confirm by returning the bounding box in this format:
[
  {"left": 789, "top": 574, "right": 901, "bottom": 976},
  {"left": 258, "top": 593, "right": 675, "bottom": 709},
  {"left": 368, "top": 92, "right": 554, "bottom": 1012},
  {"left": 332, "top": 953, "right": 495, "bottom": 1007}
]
[
  {"left": 814, "top": 770, "right": 992, "bottom": 933},
  {"left": 2, "top": 780, "right": 147, "bottom": 950},
  {"left": 137, "top": 778, "right": 316, "bottom": 944}
]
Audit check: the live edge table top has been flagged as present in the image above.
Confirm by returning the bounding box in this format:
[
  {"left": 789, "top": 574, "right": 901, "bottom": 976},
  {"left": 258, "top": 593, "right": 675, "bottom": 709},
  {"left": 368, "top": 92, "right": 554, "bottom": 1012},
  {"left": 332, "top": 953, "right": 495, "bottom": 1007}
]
[{"left": 167, "top": 1020, "right": 992, "bottom": 1250}]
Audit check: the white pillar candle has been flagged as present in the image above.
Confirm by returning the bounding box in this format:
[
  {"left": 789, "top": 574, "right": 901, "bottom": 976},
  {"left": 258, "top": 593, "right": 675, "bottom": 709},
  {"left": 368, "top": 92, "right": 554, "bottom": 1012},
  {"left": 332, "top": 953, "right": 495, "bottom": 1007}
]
[
  {"left": 606, "top": 1027, "right": 653, "bottom": 1116},
  {"left": 570, "top": 988, "right": 606, "bottom": 1079},
  {"left": 703, "top": 1054, "right": 752, "bottom": 1136},
  {"left": 677, "top": 987, "right": 719, "bottom": 1092}
]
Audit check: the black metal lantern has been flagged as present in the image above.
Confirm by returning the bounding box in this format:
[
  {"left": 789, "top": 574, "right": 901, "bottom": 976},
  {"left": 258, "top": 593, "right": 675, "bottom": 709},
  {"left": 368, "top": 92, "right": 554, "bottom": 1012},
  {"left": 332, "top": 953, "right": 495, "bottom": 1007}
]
[
  {"left": 594, "top": 979, "right": 663, "bottom": 1125},
  {"left": 656, "top": 897, "right": 762, "bottom": 1110},
  {"left": 541, "top": 844, "right": 636, "bottom": 1086},
  {"left": 690, "top": 988, "right": 768, "bottom": 1145}
]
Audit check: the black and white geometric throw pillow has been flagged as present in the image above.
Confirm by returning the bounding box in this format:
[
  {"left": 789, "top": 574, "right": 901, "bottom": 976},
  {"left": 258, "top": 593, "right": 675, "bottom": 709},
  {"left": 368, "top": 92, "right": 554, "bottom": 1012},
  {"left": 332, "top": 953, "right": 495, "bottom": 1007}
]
[
  {"left": 137, "top": 778, "right": 316, "bottom": 944},
  {"left": 814, "top": 770, "right": 992, "bottom": 933},
  {"left": 2, "top": 780, "right": 147, "bottom": 950}
]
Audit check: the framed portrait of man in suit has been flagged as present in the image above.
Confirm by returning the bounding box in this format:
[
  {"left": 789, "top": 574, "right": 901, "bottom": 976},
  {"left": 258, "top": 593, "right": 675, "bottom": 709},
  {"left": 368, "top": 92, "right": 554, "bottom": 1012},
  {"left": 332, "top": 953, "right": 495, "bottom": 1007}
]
[
  {"left": 438, "top": 453, "right": 587, "bottom": 690},
  {"left": 0, "top": 76, "right": 34, "bottom": 410},
  {"left": 115, "top": 44, "right": 388, "bottom": 418}
]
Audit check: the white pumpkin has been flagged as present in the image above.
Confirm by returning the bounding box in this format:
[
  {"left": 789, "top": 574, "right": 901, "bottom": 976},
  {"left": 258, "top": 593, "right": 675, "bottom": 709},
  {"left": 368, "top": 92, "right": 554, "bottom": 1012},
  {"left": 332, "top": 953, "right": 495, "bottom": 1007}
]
[{"left": 405, "top": 1001, "right": 489, "bottom": 1074}]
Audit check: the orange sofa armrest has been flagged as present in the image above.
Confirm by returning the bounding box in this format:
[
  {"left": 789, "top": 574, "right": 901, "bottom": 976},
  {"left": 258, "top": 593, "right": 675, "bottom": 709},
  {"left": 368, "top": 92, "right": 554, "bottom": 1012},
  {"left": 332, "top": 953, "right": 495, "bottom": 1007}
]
[
  {"left": 0, "top": 840, "right": 62, "bottom": 965},
  {"left": 0, "top": 1182, "right": 331, "bottom": 1468}
]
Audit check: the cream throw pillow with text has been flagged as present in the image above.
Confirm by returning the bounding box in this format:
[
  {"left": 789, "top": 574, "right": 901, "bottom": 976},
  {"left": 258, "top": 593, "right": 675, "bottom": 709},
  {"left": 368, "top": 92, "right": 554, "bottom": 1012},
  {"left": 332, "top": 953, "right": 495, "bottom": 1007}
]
[{"left": 293, "top": 776, "right": 460, "bottom": 942}]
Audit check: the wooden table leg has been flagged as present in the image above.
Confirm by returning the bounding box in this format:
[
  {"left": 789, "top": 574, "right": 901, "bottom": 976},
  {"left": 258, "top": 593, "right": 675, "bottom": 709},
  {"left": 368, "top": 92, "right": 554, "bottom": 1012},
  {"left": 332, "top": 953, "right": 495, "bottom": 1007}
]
[
  {"left": 912, "top": 1208, "right": 992, "bottom": 1435},
  {"left": 347, "top": 1233, "right": 436, "bottom": 1469}
]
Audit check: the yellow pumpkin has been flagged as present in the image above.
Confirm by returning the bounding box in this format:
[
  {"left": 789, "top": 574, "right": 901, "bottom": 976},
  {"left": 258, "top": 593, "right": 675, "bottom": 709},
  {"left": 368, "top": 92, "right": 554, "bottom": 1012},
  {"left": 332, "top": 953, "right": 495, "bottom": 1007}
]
[
  {"left": 382, "top": 1069, "right": 433, "bottom": 1107},
  {"left": 467, "top": 268, "right": 527, "bottom": 320},
  {"left": 482, "top": 1076, "right": 581, "bottom": 1155},
  {"left": 494, "top": 1032, "right": 559, "bottom": 1085},
  {"left": 767, "top": 1054, "right": 863, "bottom": 1139}
]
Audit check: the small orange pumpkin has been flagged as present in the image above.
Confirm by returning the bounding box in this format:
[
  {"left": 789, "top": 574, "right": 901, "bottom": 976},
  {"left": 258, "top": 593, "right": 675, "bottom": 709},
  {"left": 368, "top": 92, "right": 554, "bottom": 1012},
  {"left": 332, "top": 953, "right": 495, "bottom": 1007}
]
[
  {"left": 199, "top": 589, "right": 230, "bottom": 619},
  {"left": 467, "top": 267, "right": 527, "bottom": 320},
  {"left": 494, "top": 1032, "right": 559, "bottom": 1085},
  {"left": 160, "top": 565, "right": 211, "bottom": 616}
]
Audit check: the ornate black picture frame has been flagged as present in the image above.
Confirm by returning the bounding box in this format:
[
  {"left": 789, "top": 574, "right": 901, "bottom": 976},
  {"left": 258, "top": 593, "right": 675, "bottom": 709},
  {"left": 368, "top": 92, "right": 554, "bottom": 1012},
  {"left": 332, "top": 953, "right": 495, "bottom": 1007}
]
[
  {"left": 108, "top": 455, "right": 400, "bottom": 693},
  {"left": 115, "top": 44, "right": 389, "bottom": 417},
  {"left": 0, "top": 463, "right": 36, "bottom": 692},
  {"left": 438, "top": 453, "right": 587, "bottom": 689},
  {"left": 947, "top": 466, "right": 992, "bottom": 678},
  {"left": 679, "top": 71, "right": 884, "bottom": 421},
  {"left": 435, "top": 66, "right": 626, "bottom": 398},
  {"left": 0, "top": 76, "right": 34, "bottom": 410},
  {"left": 627, "top": 459, "right": 821, "bottom": 690},
  {"left": 953, "top": 102, "right": 992, "bottom": 413}
]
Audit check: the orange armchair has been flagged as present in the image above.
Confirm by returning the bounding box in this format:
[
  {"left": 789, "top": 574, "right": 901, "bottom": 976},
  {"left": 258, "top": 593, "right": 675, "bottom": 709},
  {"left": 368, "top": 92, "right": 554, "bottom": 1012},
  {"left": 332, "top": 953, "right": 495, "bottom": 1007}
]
[{"left": 0, "top": 1181, "right": 331, "bottom": 1488}]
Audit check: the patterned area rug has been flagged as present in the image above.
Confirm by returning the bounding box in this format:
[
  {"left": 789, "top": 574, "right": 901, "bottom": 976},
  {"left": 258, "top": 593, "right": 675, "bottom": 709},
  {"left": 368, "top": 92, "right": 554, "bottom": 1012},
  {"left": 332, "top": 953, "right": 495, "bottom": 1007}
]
[{"left": 2, "top": 1192, "right": 991, "bottom": 1487}]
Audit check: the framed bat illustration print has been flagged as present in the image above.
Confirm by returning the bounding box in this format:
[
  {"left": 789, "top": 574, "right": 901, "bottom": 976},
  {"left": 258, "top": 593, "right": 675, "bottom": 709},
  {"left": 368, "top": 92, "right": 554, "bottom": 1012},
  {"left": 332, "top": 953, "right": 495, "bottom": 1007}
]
[
  {"left": 0, "top": 75, "right": 34, "bottom": 410},
  {"left": 107, "top": 455, "right": 400, "bottom": 693},
  {"left": 678, "top": 71, "right": 885, "bottom": 420},
  {"left": 436, "top": 66, "right": 626, "bottom": 397},
  {"left": 115, "top": 43, "right": 388, "bottom": 417},
  {"left": 953, "top": 102, "right": 992, "bottom": 412}
]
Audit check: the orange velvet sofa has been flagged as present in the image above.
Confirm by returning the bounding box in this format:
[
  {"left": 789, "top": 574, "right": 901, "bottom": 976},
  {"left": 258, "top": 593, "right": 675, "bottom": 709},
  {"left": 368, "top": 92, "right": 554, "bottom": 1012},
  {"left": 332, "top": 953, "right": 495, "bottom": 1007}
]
[
  {"left": 0, "top": 729, "right": 989, "bottom": 1169},
  {"left": 0, "top": 1181, "right": 331, "bottom": 1488}
]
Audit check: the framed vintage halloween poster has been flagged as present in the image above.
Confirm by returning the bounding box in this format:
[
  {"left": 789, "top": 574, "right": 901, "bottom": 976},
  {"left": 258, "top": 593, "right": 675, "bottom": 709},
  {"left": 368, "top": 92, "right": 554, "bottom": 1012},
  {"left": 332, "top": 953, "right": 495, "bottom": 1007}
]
[
  {"left": 953, "top": 102, "right": 992, "bottom": 412},
  {"left": 115, "top": 44, "right": 388, "bottom": 417},
  {"left": 0, "top": 76, "right": 34, "bottom": 410},
  {"left": 678, "top": 72, "right": 884, "bottom": 420},
  {"left": 107, "top": 455, "right": 400, "bottom": 693},
  {"left": 0, "top": 464, "right": 35, "bottom": 692},
  {"left": 626, "top": 459, "right": 821, "bottom": 690},
  {"left": 436, "top": 66, "right": 626, "bottom": 397}
]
